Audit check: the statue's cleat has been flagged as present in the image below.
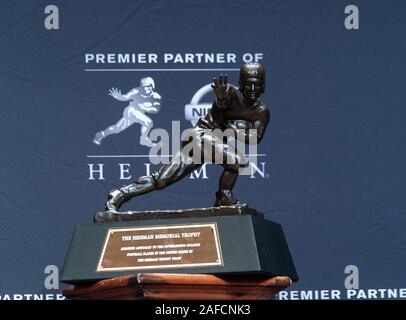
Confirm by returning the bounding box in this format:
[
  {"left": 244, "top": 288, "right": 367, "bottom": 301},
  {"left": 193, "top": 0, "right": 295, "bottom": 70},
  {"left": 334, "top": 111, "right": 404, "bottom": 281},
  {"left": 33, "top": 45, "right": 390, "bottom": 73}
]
[
  {"left": 105, "top": 189, "right": 126, "bottom": 212},
  {"left": 214, "top": 190, "right": 240, "bottom": 207}
]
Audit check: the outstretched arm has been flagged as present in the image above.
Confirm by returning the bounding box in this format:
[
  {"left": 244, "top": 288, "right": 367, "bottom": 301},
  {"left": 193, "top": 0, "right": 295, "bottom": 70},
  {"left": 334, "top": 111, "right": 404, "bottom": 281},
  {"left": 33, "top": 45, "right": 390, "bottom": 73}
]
[
  {"left": 108, "top": 87, "right": 138, "bottom": 101},
  {"left": 211, "top": 74, "right": 231, "bottom": 109}
]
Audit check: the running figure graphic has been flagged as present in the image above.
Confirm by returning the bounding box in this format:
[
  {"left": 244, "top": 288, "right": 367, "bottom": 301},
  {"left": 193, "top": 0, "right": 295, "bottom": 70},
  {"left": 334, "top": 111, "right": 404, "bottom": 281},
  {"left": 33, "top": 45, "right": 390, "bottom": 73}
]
[{"left": 93, "top": 77, "right": 161, "bottom": 147}]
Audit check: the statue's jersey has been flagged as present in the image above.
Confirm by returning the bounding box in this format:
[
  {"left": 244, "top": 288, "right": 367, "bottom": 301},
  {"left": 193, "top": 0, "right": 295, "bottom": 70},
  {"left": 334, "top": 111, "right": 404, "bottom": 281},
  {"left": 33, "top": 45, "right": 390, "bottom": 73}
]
[{"left": 198, "top": 86, "right": 270, "bottom": 143}]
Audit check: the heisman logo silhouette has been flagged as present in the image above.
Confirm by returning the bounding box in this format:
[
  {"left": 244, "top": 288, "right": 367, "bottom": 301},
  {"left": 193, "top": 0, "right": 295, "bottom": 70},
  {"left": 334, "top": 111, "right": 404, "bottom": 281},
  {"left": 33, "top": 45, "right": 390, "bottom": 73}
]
[{"left": 93, "top": 77, "right": 162, "bottom": 147}]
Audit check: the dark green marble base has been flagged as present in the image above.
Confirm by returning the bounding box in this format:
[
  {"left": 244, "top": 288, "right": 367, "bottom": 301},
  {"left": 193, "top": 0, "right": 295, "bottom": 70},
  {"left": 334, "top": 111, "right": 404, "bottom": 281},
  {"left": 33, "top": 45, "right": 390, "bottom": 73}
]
[{"left": 61, "top": 214, "right": 298, "bottom": 284}]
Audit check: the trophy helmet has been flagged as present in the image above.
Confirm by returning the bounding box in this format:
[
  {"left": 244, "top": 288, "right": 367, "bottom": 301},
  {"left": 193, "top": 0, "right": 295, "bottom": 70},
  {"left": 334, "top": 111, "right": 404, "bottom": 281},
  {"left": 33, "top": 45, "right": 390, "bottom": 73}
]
[
  {"left": 239, "top": 62, "right": 265, "bottom": 84},
  {"left": 140, "top": 77, "right": 155, "bottom": 89},
  {"left": 239, "top": 63, "right": 265, "bottom": 100}
]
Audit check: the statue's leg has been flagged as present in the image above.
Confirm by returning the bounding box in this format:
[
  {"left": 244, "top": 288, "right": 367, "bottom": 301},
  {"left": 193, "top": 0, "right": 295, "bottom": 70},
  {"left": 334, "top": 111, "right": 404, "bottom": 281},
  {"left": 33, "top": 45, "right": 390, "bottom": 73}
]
[
  {"left": 212, "top": 138, "right": 247, "bottom": 207},
  {"left": 219, "top": 165, "right": 239, "bottom": 191},
  {"left": 104, "top": 175, "right": 156, "bottom": 212},
  {"left": 105, "top": 150, "right": 199, "bottom": 212}
]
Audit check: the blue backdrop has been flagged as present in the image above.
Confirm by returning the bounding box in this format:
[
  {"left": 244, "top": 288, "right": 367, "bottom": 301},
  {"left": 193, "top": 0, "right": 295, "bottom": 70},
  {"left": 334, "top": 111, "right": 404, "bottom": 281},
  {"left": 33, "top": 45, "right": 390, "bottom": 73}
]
[{"left": 0, "top": 0, "right": 405, "bottom": 300}]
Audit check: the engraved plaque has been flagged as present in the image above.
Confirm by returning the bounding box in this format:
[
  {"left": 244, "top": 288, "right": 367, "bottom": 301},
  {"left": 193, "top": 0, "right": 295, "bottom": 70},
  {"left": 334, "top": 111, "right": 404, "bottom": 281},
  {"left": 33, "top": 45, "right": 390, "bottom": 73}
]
[{"left": 97, "top": 222, "right": 223, "bottom": 272}]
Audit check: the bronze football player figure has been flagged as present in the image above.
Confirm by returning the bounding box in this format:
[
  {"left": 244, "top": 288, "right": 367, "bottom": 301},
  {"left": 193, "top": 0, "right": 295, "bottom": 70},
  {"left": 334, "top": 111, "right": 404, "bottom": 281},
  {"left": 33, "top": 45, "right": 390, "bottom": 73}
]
[{"left": 104, "top": 62, "right": 270, "bottom": 212}]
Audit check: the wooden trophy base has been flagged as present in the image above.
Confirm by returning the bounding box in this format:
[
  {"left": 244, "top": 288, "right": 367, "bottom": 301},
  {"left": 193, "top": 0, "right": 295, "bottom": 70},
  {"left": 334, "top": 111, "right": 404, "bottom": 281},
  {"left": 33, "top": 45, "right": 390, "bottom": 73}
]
[{"left": 63, "top": 273, "right": 292, "bottom": 300}]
